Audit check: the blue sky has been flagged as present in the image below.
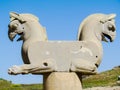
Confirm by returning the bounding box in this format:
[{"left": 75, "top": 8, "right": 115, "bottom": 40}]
[{"left": 0, "top": 0, "right": 120, "bottom": 84}]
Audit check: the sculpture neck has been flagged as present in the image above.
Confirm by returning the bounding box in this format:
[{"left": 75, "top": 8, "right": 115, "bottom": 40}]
[
  {"left": 22, "top": 22, "right": 47, "bottom": 61},
  {"left": 80, "top": 22, "right": 102, "bottom": 46},
  {"left": 80, "top": 22, "right": 103, "bottom": 58},
  {"left": 23, "top": 22, "right": 47, "bottom": 43}
]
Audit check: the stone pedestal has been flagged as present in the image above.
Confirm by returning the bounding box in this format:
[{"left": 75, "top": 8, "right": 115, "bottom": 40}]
[{"left": 43, "top": 72, "right": 82, "bottom": 90}]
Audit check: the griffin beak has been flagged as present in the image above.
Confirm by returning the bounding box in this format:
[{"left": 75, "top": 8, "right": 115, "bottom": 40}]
[
  {"left": 8, "top": 30, "right": 17, "bottom": 41},
  {"left": 102, "top": 34, "right": 108, "bottom": 42},
  {"left": 110, "top": 35, "right": 116, "bottom": 42},
  {"left": 16, "top": 38, "right": 22, "bottom": 41},
  {"left": 8, "top": 31, "right": 23, "bottom": 41},
  {"left": 102, "top": 33, "right": 116, "bottom": 42}
]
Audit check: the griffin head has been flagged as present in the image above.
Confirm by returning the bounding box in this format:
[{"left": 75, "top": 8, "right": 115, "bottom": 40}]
[
  {"left": 8, "top": 12, "right": 26, "bottom": 41},
  {"left": 100, "top": 14, "right": 116, "bottom": 42},
  {"left": 8, "top": 12, "right": 40, "bottom": 41}
]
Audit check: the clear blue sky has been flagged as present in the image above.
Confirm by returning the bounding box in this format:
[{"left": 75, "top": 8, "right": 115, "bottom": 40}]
[{"left": 0, "top": 0, "right": 120, "bottom": 84}]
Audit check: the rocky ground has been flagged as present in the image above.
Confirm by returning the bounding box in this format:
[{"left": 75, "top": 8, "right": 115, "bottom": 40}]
[{"left": 83, "top": 86, "right": 120, "bottom": 90}]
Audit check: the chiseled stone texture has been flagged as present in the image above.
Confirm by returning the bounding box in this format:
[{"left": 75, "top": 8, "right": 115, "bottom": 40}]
[{"left": 43, "top": 72, "right": 82, "bottom": 90}]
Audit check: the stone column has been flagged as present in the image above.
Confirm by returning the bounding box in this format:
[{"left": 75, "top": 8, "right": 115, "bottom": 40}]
[{"left": 43, "top": 72, "right": 82, "bottom": 90}]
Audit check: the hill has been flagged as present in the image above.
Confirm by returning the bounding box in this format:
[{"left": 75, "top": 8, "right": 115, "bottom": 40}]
[
  {"left": 82, "top": 66, "right": 120, "bottom": 88},
  {"left": 0, "top": 78, "right": 42, "bottom": 90}
]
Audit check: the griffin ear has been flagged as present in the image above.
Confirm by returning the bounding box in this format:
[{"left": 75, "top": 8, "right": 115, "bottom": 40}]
[
  {"left": 100, "top": 14, "right": 116, "bottom": 24},
  {"left": 10, "top": 12, "right": 19, "bottom": 16},
  {"left": 10, "top": 12, "right": 20, "bottom": 21},
  {"left": 10, "top": 12, "right": 26, "bottom": 23},
  {"left": 107, "top": 14, "right": 116, "bottom": 20}
]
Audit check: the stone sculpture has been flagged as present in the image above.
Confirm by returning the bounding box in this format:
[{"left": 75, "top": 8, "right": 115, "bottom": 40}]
[
  {"left": 8, "top": 12, "right": 116, "bottom": 90},
  {"left": 8, "top": 12, "right": 116, "bottom": 75}
]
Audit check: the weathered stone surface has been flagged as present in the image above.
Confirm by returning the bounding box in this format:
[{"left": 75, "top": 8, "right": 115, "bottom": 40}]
[
  {"left": 43, "top": 72, "right": 82, "bottom": 90},
  {"left": 8, "top": 12, "right": 117, "bottom": 90},
  {"left": 8, "top": 13, "right": 116, "bottom": 75}
]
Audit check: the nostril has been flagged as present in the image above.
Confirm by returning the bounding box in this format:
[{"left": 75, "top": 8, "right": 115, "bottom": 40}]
[
  {"left": 10, "top": 24, "right": 18, "bottom": 30},
  {"left": 10, "top": 25, "right": 17, "bottom": 31},
  {"left": 13, "top": 24, "right": 17, "bottom": 28},
  {"left": 8, "top": 25, "right": 16, "bottom": 32},
  {"left": 108, "top": 25, "right": 115, "bottom": 32},
  {"left": 13, "top": 24, "right": 18, "bottom": 28}
]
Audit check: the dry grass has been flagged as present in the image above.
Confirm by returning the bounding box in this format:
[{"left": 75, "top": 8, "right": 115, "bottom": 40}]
[{"left": 82, "top": 67, "right": 120, "bottom": 88}]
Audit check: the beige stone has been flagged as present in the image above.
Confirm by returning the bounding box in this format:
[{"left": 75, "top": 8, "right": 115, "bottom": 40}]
[
  {"left": 43, "top": 72, "right": 82, "bottom": 90},
  {"left": 8, "top": 13, "right": 116, "bottom": 75},
  {"left": 7, "top": 12, "right": 116, "bottom": 90}
]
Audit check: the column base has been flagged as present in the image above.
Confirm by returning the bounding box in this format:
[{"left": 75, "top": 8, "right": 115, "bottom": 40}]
[{"left": 43, "top": 72, "right": 82, "bottom": 90}]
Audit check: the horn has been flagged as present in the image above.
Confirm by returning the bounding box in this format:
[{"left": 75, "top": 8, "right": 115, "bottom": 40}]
[
  {"left": 10, "top": 12, "right": 20, "bottom": 21},
  {"left": 100, "top": 14, "right": 116, "bottom": 23},
  {"left": 10, "top": 12, "right": 19, "bottom": 16},
  {"left": 107, "top": 14, "right": 116, "bottom": 20},
  {"left": 10, "top": 12, "right": 26, "bottom": 23}
]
